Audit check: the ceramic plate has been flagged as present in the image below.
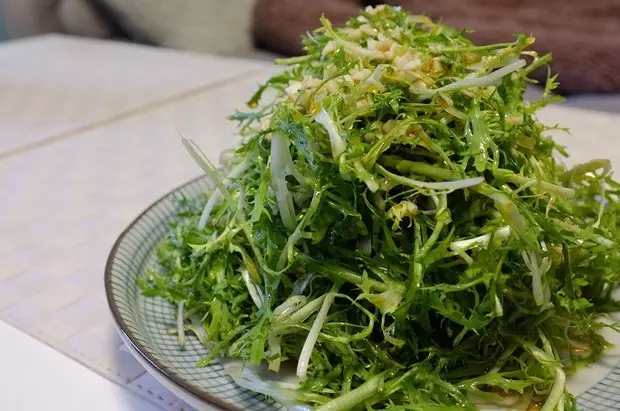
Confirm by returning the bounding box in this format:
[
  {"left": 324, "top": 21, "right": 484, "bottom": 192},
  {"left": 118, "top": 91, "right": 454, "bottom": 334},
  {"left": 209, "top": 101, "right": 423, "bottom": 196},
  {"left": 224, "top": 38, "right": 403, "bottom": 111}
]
[{"left": 105, "top": 175, "right": 620, "bottom": 411}]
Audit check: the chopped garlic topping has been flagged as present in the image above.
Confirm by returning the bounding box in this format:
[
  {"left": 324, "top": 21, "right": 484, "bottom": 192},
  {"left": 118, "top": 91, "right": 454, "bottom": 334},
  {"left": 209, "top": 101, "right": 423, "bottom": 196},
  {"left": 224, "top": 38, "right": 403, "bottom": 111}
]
[
  {"left": 394, "top": 53, "right": 422, "bottom": 71},
  {"left": 285, "top": 81, "right": 303, "bottom": 99},
  {"left": 365, "top": 4, "right": 386, "bottom": 14}
]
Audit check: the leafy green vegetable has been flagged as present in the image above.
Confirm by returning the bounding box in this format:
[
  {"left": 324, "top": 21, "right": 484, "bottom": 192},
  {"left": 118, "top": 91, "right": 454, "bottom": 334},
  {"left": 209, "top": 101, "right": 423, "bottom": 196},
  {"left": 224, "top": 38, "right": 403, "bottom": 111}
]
[{"left": 140, "top": 5, "right": 620, "bottom": 410}]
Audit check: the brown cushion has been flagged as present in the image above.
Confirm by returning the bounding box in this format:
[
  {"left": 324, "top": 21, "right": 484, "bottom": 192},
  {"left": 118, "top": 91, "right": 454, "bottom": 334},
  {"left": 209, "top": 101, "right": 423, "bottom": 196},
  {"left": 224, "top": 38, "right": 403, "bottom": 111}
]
[{"left": 252, "top": 0, "right": 620, "bottom": 94}]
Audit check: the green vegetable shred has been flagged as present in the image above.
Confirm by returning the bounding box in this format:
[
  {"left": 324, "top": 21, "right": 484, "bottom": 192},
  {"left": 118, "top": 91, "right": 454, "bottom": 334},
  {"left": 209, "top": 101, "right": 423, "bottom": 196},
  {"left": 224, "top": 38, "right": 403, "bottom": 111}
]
[{"left": 140, "top": 5, "right": 620, "bottom": 410}]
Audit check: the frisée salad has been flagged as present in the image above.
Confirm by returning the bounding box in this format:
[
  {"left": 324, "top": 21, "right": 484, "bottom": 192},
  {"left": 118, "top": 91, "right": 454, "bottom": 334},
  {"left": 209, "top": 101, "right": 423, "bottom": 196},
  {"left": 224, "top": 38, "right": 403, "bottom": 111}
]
[{"left": 140, "top": 5, "right": 620, "bottom": 410}]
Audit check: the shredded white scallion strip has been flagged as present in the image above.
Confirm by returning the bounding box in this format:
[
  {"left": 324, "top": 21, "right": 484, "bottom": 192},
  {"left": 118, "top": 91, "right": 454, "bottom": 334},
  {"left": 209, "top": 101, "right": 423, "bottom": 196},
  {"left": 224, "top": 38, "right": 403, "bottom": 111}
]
[
  {"left": 270, "top": 133, "right": 297, "bottom": 231},
  {"left": 522, "top": 250, "right": 550, "bottom": 306},
  {"left": 526, "top": 344, "right": 566, "bottom": 411},
  {"left": 293, "top": 273, "right": 314, "bottom": 295},
  {"left": 277, "top": 191, "right": 322, "bottom": 270},
  {"left": 198, "top": 192, "right": 221, "bottom": 230},
  {"left": 268, "top": 333, "right": 283, "bottom": 372},
  {"left": 594, "top": 172, "right": 610, "bottom": 229},
  {"left": 219, "top": 148, "right": 235, "bottom": 168},
  {"left": 177, "top": 301, "right": 185, "bottom": 349},
  {"left": 414, "top": 59, "right": 526, "bottom": 96},
  {"left": 274, "top": 295, "right": 309, "bottom": 320},
  {"left": 449, "top": 226, "right": 511, "bottom": 253},
  {"left": 494, "top": 295, "right": 504, "bottom": 317},
  {"left": 297, "top": 285, "right": 339, "bottom": 379},
  {"left": 189, "top": 316, "right": 209, "bottom": 347},
  {"left": 241, "top": 269, "right": 264, "bottom": 308},
  {"left": 222, "top": 360, "right": 305, "bottom": 408},
  {"left": 361, "top": 64, "right": 386, "bottom": 92},
  {"left": 198, "top": 160, "right": 251, "bottom": 230},
  {"left": 552, "top": 218, "right": 614, "bottom": 247},
  {"left": 315, "top": 108, "right": 347, "bottom": 160},
  {"left": 377, "top": 165, "right": 484, "bottom": 191},
  {"left": 353, "top": 160, "right": 380, "bottom": 192}
]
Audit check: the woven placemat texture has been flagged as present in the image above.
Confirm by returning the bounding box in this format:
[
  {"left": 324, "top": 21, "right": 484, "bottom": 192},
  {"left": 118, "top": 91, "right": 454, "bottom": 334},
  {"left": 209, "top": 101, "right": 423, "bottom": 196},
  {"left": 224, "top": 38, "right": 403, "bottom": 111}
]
[
  {"left": 0, "top": 71, "right": 275, "bottom": 410},
  {"left": 0, "top": 34, "right": 266, "bottom": 159}
]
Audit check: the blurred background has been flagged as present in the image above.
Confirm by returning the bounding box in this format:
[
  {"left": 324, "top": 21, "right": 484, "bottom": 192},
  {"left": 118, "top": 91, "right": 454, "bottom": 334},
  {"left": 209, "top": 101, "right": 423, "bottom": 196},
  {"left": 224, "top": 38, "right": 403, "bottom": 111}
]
[
  {"left": 2, "top": 0, "right": 620, "bottom": 112},
  {"left": 0, "top": 5, "right": 5, "bottom": 41}
]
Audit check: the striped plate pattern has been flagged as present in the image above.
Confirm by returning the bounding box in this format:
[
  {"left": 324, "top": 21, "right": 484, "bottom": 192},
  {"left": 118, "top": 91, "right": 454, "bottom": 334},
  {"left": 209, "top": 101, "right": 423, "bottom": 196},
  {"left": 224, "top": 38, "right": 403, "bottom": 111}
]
[{"left": 105, "top": 175, "right": 620, "bottom": 411}]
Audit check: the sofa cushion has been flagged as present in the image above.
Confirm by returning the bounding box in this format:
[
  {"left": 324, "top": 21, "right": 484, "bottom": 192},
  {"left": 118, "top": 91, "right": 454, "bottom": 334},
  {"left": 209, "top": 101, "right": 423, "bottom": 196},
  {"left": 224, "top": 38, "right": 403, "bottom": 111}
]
[
  {"left": 95, "top": 0, "right": 256, "bottom": 54},
  {"left": 0, "top": 0, "right": 115, "bottom": 39}
]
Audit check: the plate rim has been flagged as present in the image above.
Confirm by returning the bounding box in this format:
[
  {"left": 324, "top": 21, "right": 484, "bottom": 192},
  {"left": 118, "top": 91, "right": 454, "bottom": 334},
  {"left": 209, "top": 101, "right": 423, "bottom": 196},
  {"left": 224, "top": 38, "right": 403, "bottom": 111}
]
[
  {"left": 103, "top": 175, "right": 620, "bottom": 411},
  {"left": 104, "top": 174, "right": 244, "bottom": 411}
]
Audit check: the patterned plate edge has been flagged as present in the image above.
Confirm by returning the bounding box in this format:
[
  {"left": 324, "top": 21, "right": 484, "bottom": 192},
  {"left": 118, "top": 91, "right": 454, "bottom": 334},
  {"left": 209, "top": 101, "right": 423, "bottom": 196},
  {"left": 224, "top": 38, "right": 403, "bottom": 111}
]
[
  {"left": 104, "top": 174, "right": 243, "bottom": 411},
  {"left": 103, "top": 175, "right": 620, "bottom": 411}
]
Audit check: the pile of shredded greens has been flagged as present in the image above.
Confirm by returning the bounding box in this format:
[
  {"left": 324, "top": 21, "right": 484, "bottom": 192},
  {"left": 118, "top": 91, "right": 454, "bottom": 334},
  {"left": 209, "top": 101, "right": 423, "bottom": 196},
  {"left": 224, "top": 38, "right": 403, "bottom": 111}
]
[{"left": 140, "top": 5, "right": 620, "bottom": 411}]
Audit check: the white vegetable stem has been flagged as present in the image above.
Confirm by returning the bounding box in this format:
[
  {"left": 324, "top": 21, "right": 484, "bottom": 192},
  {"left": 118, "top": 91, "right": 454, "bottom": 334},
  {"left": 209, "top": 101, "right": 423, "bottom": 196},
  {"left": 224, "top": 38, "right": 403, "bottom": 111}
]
[
  {"left": 552, "top": 218, "right": 614, "bottom": 247},
  {"left": 415, "top": 59, "right": 526, "bottom": 96},
  {"left": 270, "top": 133, "right": 297, "bottom": 231},
  {"left": 449, "top": 226, "right": 511, "bottom": 252},
  {"left": 181, "top": 137, "right": 268, "bottom": 273},
  {"left": 297, "top": 285, "right": 339, "bottom": 379},
  {"left": 241, "top": 269, "right": 264, "bottom": 308},
  {"left": 362, "top": 64, "right": 386, "bottom": 91},
  {"left": 177, "top": 301, "right": 185, "bottom": 349},
  {"left": 222, "top": 360, "right": 304, "bottom": 408},
  {"left": 315, "top": 108, "right": 347, "bottom": 160},
  {"left": 494, "top": 294, "right": 503, "bottom": 317},
  {"left": 277, "top": 190, "right": 322, "bottom": 270},
  {"left": 377, "top": 164, "right": 484, "bottom": 191},
  {"left": 273, "top": 295, "right": 308, "bottom": 319},
  {"left": 293, "top": 273, "right": 314, "bottom": 295},
  {"left": 268, "top": 333, "right": 282, "bottom": 372},
  {"left": 316, "top": 373, "right": 385, "bottom": 411},
  {"left": 526, "top": 344, "right": 566, "bottom": 411},
  {"left": 522, "top": 249, "right": 550, "bottom": 306},
  {"left": 497, "top": 169, "right": 575, "bottom": 198},
  {"left": 353, "top": 160, "right": 380, "bottom": 192},
  {"left": 198, "top": 160, "right": 251, "bottom": 230}
]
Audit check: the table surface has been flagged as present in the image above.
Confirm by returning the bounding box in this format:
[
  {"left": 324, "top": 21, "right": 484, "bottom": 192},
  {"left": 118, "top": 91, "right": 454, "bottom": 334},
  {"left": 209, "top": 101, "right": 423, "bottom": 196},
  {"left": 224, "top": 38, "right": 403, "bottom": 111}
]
[
  {"left": 2, "top": 34, "right": 620, "bottom": 411},
  {"left": 0, "top": 34, "right": 275, "bottom": 411},
  {"left": 1, "top": 321, "right": 162, "bottom": 411}
]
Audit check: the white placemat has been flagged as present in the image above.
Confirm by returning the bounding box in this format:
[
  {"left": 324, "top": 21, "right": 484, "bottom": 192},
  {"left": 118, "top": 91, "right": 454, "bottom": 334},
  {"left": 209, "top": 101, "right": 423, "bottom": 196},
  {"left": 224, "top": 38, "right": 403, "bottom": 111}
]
[
  {"left": 1, "top": 321, "right": 163, "bottom": 411},
  {"left": 0, "top": 70, "right": 276, "bottom": 411},
  {"left": 0, "top": 34, "right": 268, "bottom": 159}
]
